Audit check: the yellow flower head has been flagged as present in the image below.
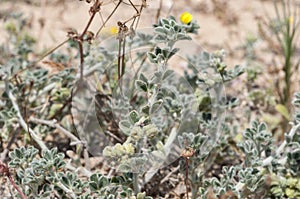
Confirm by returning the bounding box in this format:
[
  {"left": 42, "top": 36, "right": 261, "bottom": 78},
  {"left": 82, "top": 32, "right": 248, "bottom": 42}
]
[
  {"left": 110, "top": 26, "right": 118, "bottom": 35},
  {"left": 289, "top": 16, "right": 294, "bottom": 26},
  {"left": 123, "top": 143, "right": 135, "bottom": 155},
  {"left": 180, "top": 12, "right": 193, "bottom": 24}
]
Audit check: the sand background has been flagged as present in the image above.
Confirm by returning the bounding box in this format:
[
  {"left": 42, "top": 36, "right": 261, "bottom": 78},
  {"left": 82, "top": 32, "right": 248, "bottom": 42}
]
[{"left": 0, "top": 0, "right": 290, "bottom": 60}]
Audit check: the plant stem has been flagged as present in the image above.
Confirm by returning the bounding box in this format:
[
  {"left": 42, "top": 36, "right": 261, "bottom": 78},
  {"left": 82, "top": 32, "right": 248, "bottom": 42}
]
[
  {"left": 56, "top": 181, "right": 77, "bottom": 199},
  {"left": 133, "top": 173, "right": 140, "bottom": 195},
  {"left": 77, "top": 0, "right": 99, "bottom": 80},
  {"left": 78, "top": 41, "right": 84, "bottom": 80},
  {"left": 283, "top": 28, "right": 292, "bottom": 107},
  {"left": 185, "top": 157, "right": 189, "bottom": 199},
  {"left": 263, "top": 122, "right": 300, "bottom": 166},
  {"left": 0, "top": 161, "right": 27, "bottom": 199},
  {"left": 7, "top": 174, "right": 27, "bottom": 199},
  {"left": 29, "top": 117, "right": 80, "bottom": 142},
  {"left": 156, "top": 0, "right": 163, "bottom": 21}
]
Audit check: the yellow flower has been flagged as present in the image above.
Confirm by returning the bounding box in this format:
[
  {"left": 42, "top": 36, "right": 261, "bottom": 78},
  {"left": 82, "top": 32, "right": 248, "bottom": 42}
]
[
  {"left": 289, "top": 16, "right": 294, "bottom": 26},
  {"left": 110, "top": 26, "right": 118, "bottom": 35},
  {"left": 180, "top": 12, "right": 193, "bottom": 24},
  {"left": 123, "top": 143, "right": 135, "bottom": 155}
]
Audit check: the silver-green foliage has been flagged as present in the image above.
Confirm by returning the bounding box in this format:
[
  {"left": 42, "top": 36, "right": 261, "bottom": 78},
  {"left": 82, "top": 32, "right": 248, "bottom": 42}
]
[{"left": 3, "top": 10, "right": 300, "bottom": 199}]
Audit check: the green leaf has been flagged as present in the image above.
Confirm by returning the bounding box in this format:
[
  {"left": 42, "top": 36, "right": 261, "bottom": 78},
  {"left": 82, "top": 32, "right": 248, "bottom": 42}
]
[
  {"left": 147, "top": 52, "right": 157, "bottom": 63},
  {"left": 141, "top": 105, "right": 150, "bottom": 115},
  {"left": 258, "top": 122, "right": 267, "bottom": 132},
  {"left": 129, "top": 110, "right": 140, "bottom": 124},
  {"left": 154, "top": 27, "right": 167, "bottom": 35},
  {"left": 177, "top": 33, "right": 191, "bottom": 40},
  {"left": 139, "top": 73, "right": 148, "bottom": 83},
  {"left": 117, "top": 163, "right": 132, "bottom": 173},
  {"left": 151, "top": 99, "right": 163, "bottom": 113},
  {"left": 168, "top": 48, "right": 180, "bottom": 59},
  {"left": 275, "top": 104, "right": 290, "bottom": 120},
  {"left": 135, "top": 80, "right": 148, "bottom": 92},
  {"left": 162, "top": 70, "right": 174, "bottom": 80},
  {"left": 119, "top": 120, "right": 131, "bottom": 136}
]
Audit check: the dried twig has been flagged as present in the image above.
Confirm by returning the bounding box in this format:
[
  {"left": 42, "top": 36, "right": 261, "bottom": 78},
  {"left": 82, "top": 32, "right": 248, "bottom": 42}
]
[
  {"left": 156, "top": 0, "right": 163, "bottom": 21},
  {"left": 29, "top": 117, "right": 80, "bottom": 142},
  {"left": 160, "top": 165, "right": 180, "bottom": 184},
  {"left": 29, "top": 117, "right": 92, "bottom": 172},
  {"left": 75, "top": 0, "right": 102, "bottom": 80}
]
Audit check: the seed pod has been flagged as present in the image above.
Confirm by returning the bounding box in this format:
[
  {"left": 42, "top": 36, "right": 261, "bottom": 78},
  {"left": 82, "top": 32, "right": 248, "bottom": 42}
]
[
  {"left": 144, "top": 124, "right": 159, "bottom": 138},
  {"left": 84, "top": 31, "right": 94, "bottom": 44},
  {"left": 66, "top": 28, "right": 78, "bottom": 39},
  {"left": 181, "top": 147, "right": 195, "bottom": 159},
  {"left": 130, "top": 126, "right": 143, "bottom": 141}
]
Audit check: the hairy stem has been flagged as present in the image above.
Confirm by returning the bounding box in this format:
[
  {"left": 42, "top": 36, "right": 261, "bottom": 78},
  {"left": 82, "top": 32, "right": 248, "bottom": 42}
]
[{"left": 133, "top": 173, "right": 140, "bottom": 195}]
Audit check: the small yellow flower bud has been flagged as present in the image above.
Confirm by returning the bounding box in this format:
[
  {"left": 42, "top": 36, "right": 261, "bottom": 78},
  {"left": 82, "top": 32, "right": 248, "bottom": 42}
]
[
  {"left": 137, "top": 192, "right": 146, "bottom": 199},
  {"left": 112, "top": 143, "right": 125, "bottom": 156},
  {"left": 103, "top": 146, "right": 112, "bottom": 157},
  {"left": 123, "top": 143, "right": 135, "bottom": 155},
  {"left": 130, "top": 126, "right": 142, "bottom": 141},
  {"left": 289, "top": 16, "right": 294, "bottom": 26},
  {"left": 110, "top": 26, "right": 118, "bottom": 35},
  {"left": 180, "top": 12, "right": 193, "bottom": 24},
  {"left": 144, "top": 124, "right": 159, "bottom": 138},
  {"left": 156, "top": 141, "right": 164, "bottom": 151}
]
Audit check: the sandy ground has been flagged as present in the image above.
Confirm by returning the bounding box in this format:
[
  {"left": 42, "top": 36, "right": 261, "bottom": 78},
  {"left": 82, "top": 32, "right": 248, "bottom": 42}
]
[
  {"left": 0, "top": 0, "right": 283, "bottom": 55},
  {"left": 2, "top": 0, "right": 299, "bottom": 71}
]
